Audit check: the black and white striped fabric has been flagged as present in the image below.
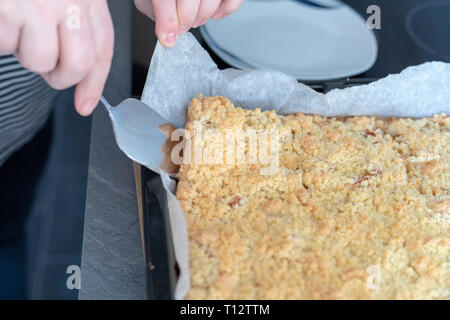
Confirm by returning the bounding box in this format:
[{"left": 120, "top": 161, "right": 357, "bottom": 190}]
[{"left": 0, "top": 54, "right": 56, "bottom": 167}]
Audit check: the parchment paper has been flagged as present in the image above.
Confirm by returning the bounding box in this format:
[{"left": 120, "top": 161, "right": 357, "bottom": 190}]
[{"left": 141, "top": 33, "right": 450, "bottom": 299}]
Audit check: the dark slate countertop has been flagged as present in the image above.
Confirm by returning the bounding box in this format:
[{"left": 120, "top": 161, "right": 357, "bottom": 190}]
[{"left": 79, "top": 0, "right": 147, "bottom": 300}]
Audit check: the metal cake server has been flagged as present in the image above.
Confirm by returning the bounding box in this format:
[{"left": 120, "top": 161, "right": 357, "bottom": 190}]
[{"left": 100, "top": 96, "right": 171, "bottom": 174}]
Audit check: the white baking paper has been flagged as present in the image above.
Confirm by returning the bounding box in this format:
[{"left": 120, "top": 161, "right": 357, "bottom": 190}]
[{"left": 141, "top": 33, "right": 449, "bottom": 299}]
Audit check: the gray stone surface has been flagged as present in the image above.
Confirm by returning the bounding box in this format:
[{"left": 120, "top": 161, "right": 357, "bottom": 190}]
[{"left": 79, "top": 0, "right": 147, "bottom": 300}]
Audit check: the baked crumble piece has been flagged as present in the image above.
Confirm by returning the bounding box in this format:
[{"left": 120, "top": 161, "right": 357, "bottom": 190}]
[{"left": 176, "top": 95, "right": 449, "bottom": 299}]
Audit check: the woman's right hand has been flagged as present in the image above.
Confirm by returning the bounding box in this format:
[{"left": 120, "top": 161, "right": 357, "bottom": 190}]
[{"left": 0, "top": 0, "right": 114, "bottom": 116}]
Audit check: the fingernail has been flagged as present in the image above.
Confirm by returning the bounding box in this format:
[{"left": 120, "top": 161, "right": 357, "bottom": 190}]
[
  {"left": 179, "top": 24, "right": 190, "bottom": 35},
  {"left": 193, "top": 18, "right": 207, "bottom": 28},
  {"left": 80, "top": 99, "right": 97, "bottom": 116},
  {"left": 163, "top": 33, "right": 177, "bottom": 47},
  {"left": 212, "top": 10, "right": 225, "bottom": 21}
]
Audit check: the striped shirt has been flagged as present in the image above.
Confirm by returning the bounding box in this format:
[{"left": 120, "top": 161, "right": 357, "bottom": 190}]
[{"left": 0, "top": 55, "right": 56, "bottom": 167}]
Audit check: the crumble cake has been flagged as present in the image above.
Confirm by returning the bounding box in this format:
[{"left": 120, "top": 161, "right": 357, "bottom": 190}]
[{"left": 176, "top": 95, "right": 449, "bottom": 299}]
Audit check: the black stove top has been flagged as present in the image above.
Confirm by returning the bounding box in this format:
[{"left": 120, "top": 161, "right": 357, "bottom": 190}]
[{"left": 343, "top": 0, "right": 449, "bottom": 78}]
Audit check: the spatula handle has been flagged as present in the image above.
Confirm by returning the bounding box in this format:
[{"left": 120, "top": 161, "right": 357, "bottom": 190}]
[{"left": 100, "top": 95, "right": 112, "bottom": 111}]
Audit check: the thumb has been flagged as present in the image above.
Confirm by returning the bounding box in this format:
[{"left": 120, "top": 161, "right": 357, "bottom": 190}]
[{"left": 152, "top": 0, "right": 179, "bottom": 48}]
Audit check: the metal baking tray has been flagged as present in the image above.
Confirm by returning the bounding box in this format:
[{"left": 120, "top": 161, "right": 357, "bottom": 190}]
[{"left": 141, "top": 78, "right": 377, "bottom": 299}]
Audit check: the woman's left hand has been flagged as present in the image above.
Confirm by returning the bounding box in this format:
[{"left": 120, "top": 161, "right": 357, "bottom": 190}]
[{"left": 134, "top": 0, "right": 244, "bottom": 47}]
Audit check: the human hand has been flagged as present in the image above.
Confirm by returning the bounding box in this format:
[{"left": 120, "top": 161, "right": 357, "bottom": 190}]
[
  {"left": 0, "top": 0, "right": 114, "bottom": 116},
  {"left": 134, "top": 0, "right": 244, "bottom": 47}
]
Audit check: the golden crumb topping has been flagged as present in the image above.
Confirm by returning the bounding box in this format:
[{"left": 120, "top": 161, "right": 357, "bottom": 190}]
[{"left": 176, "top": 95, "right": 450, "bottom": 299}]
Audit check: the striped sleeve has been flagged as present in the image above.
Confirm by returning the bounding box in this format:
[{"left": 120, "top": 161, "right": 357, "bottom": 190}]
[{"left": 0, "top": 55, "right": 56, "bottom": 166}]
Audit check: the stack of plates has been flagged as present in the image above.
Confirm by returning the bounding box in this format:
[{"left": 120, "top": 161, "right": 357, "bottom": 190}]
[{"left": 200, "top": 0, "right": 378, "bottom": 80}]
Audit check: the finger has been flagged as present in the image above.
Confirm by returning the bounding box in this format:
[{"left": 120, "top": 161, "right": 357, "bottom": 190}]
[
  {"left": 177, "top": 0, "right": 200, "bottom": 35},
  {"left": 0, "top": 22, "right": 20, "bottom": 54},
  {"left": 0, "top": 1, "right": 22, "bottom": 54},
  {"left": 134, "top": 0, "right": 155, "bottom": 20},
  {"left": 42, "top": 4, "right": 95, "bottom": 90},
  {"left": 15, "top": 7, "right": 59, "bottom": 73},
  {"left": 152, "top": 0, "right": 179, "bottom": 47},
  {"left": 193, "top": 0, "right": 221, "bottom": 28},
  {"left": 74, "top": 0, "right": 114, "bottom": 116},
  {"left": 212, "top": 0, "right": 244, "bottom": 21}
]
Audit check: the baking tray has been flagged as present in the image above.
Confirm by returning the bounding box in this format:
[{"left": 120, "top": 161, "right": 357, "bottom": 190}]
[{"left": 141, "top": 78, "right": 378, "bottom": 300}]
